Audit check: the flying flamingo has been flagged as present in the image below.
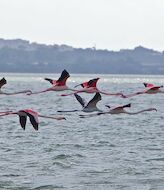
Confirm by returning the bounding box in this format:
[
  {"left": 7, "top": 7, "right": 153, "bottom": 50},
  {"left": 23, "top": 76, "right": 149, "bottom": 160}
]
[
  {"left": 0, "top": 109, "right": 66, "bottom": 130},
  {"left": 58, "top": 92, "right": 102, "bottom": 113},
  {"left": 27, "top": 70, "right": 76, "bottom": 95},
  {"left": 0, "top": 77, "right": 32, "bottom": 95},
  {"left": 79, "top": 103, "right": 157, "bottom": 118},
  {"left": 123, "top": 83, "right": 164, "bottom": 98},
  {"left": 60, "top": 78, "right": 125, "bottom": 97}
]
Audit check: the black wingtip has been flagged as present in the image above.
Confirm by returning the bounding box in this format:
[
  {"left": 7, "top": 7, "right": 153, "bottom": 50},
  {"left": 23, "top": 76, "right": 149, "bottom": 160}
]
[
  {"left": 21, "top": 126, "right": 26, "bottom": 130},
  {"left": 62, "top": 69, "right": 70, "bottom": 77},
  {"left": 74, "top": 84, "right": 81, "bottom": 88},
  {"left": 94, "top": 92, "right": 102, "bottom": 100},
  {"left": 44, "top": 78, "right": 53, "bottom": 84},
  {"left": 123, "top": 103, "right": 131, "bottom": 108},
  {"left": 0, "top": 77, "right": 7, "bottom": 85},
  {"left": 33, "top": 124, "right": 39, "bottom": 131}
]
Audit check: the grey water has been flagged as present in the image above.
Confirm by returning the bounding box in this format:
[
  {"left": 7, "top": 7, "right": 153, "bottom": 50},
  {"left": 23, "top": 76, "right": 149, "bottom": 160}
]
[{"left": 0, "top": 73, "right": 164, "bottom": 190}]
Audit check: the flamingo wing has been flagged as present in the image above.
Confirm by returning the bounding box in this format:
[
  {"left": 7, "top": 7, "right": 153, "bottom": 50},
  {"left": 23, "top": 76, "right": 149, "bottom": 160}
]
[
  {"left": 147, "top": 86, "right": 161, "bottom": 91},
  {"left": 23, "top": 109, "right": 39, "bottom": 131},
  {"left": 0, "top": 77, "right": 7, "bottom": 89},
  {"left": 27, "top": 113, "right": 39, "bottom": 131},
  {"left": 87, "top": 78, "right": 99, "bottom": 87},
  {"left": 74, "top": 93, "right": 86, "bottom": 107},
  {"left": 85, "top": 92, "right": 101, "bottom": 108},
  {"left": 75, "top": 78, "right": 99, "bottom": 88},
  {"left": 105, "top": 103, "right": 131, "bottom": 110},
  {"left": 143, "top": 83, "right": 154, "bottom": 88},
  {"left": 57, "top": 70, "right": 70, "bottom": 84},
  {"left": 19, "top": 115, "right": 27, "bottom": 130},
  {"left": 74, "top": 81, "right": 88, "bottom": 88},
  {"left": 122, "top": 103, "right": 131, "bottom": 108},
  {"left": 44, "top": 78, "right": 55, "bottom": 84}
]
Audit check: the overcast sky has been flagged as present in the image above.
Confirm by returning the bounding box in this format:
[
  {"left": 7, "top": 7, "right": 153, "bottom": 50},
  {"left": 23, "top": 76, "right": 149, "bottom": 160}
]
[{"left": 0, "top": 0, "right": 163, "bottom": 51}]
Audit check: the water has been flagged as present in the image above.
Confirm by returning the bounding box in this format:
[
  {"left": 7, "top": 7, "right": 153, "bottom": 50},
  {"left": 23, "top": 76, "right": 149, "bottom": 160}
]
[{"left": 0, "top": 73, "right": 164, "bottom": 190}]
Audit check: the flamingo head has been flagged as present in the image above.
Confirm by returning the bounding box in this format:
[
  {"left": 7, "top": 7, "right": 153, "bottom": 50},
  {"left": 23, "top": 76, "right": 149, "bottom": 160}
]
[{"left": 148, "top": 108, "right": 157, "bottom": 112}]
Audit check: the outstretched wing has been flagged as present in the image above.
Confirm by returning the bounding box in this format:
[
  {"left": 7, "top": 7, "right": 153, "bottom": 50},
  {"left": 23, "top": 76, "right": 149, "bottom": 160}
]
[
  {"left": 19, "top": 115, "right": 27, "bottom": 130},
  {"left": 23, "top": 109, "right": 39, "bottom": 131},
  {"left": 143, "top": 83, "right": 154, "bottom": 88},
  {"left": 75, "top": 78, "right": 99, "bottom": 88},
  {"left": 0, "top": 78, "right": 7, "bottom": 89},
  {"left": 74, "top": 93, "right": 86, "bottom": 107},
  {"left": 105, "top": 103, "right": 131, "bottom": 110},
  {"left": 87, "top": 78, "right": 99, "bottom": 87},
  {"left": 44, "top": 70, "right": 70, "bottom": 86},
  {"left": 85, "top": 93, "right": 101, "bottom": 108},
  {"left": 122, "top": 103, "right": 131, "bottom": 108},
  {"left": 57, "top": 70, "right": 70, "bottom": 84},
  {"left": 27, "top": 113, "right": 39, "bottom": 131},
  {"left": 44, "top": 78, "right": 57, "bottom": 85}
]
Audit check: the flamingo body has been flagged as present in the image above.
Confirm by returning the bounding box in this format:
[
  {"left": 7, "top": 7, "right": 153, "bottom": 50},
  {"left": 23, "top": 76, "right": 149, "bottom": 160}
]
[
  {"left": 29, "top": 70, "right": 75, "bottom": 95},
  {"left": 124, "top": 83, "right": 164, "bottom": 98},
  {"left": 79, "top": 103, "right": 157, "bottom": 118},
  {"left": 60, "top": 78, "right": 124, "bottom": 97}
]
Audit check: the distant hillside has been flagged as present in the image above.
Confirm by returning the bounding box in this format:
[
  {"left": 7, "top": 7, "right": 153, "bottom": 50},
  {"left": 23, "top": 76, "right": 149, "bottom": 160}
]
[{"left": 0, "top": 38, "right": 164, "bottom": 74}]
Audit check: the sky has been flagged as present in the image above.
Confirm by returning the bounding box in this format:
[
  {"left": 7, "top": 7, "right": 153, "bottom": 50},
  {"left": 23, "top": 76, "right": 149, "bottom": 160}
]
[{"left": 0, "top": 0, "right": 164, "bottom": 51}]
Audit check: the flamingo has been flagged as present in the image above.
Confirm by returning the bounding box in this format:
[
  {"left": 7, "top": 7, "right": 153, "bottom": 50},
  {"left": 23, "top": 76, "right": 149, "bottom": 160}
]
[
  {"left": 79, "top": 103, "right": 157, "bottom": 118},
  {"left": 123, "top": 83, "right": 164, "bottom": 98},
  {"left": 0, "top": 109, "right": 66, "bottom": 131},
  {"left": 60, "top": 78, "right": 125, "bottom": 97},
  {"left": 27, "top": 70, "right": 75, "bottom": 95},
  {"left": 58, "top": 92, "right": 102, "bottom": 113},
  {"left": 0, "top": 77, "right": 32, "bottom": 95}
]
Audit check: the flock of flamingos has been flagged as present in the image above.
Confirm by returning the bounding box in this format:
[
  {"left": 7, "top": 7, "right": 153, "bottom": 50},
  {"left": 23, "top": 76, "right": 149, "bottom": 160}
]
[{"left": 0, "top": 69, "right": 162, "bottom": 131}]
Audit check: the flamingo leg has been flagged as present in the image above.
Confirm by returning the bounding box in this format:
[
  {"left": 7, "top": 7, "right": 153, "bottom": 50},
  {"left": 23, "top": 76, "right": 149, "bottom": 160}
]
[
  {"left": 59, "top": 90, "right": 85, "bottom": 96},
  {"left": 98, "top": 90, "right": 125, "bottom": 97},
  {"left": 38, "top": 114, "right": 66, "bottom": 120}
]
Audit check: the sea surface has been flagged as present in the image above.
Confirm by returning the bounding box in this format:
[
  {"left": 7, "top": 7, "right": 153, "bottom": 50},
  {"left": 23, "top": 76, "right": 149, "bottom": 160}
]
[{"left": 0, "top": 73, "right": 164, "bottom": 190}]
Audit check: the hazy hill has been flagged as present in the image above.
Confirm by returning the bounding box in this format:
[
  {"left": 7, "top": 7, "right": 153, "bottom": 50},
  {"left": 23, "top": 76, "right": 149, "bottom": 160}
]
[{"left": 0, "top": 38, "right": 164, "bottom": 74}]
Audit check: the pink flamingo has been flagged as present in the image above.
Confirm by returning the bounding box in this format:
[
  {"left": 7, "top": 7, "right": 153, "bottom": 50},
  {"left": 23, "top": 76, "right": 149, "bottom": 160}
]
[
  {"left": 27, "top": 70, "right": 75, "bottom": 95},
  {"left": 0, "top": 109, "right": 66, "bottom": 130},
  {"left": 60, "top": 78, "right": 125, "bottom": 97},
  {"left": 0, "top": 77, "right": 32, "bottom": 95},
  {"left": 79, "top": 103, "right": 157, "bottom": 118},
  {"left": 124, "top": 83, "right": 164, "bottom": 98}
]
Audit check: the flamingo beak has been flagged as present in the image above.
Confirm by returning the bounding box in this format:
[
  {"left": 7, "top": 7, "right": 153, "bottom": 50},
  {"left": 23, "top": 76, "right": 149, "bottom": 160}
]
[{"left": 105, "top": 105, "right": 111, "bottom": 109}]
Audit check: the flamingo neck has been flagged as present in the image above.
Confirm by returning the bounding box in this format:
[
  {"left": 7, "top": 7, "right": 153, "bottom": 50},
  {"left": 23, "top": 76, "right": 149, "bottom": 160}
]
[
  {"left": 28, "top": 88, "right": 51, "bottom": 95},
  {"left": 99, "top": 90, "right": 124, "bottom": 97}
]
